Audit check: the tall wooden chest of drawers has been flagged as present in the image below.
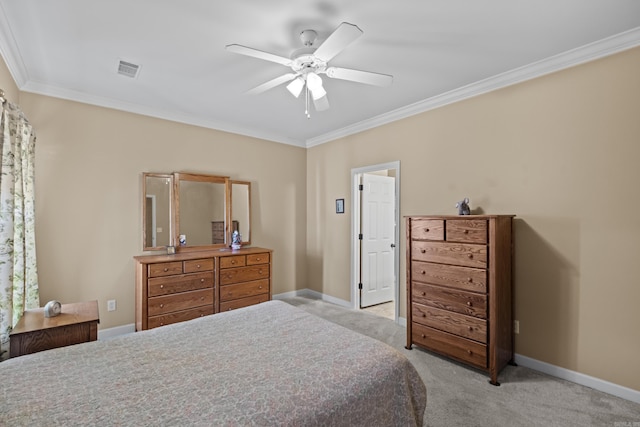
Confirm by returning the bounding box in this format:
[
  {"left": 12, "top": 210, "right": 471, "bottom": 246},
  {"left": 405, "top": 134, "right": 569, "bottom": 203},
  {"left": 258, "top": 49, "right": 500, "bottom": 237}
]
[
  {"left": 135, "top": 247, "right": 272, "bottom": 331},
  {"left": 405, "top": 215, "right": 514, "bottom": 385}
]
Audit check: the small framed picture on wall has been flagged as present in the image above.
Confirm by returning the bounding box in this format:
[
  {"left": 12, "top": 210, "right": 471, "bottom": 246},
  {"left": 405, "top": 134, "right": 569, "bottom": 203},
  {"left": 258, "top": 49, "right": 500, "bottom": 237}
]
[{"left": 336, "top": 199, "right": 345, "bottom": 214}]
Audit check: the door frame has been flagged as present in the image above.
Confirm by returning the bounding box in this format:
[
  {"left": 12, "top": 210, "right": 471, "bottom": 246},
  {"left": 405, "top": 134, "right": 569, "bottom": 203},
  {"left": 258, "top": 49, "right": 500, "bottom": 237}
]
[{"left": 350, "top": 161, "right": 401, "bottom": 321}]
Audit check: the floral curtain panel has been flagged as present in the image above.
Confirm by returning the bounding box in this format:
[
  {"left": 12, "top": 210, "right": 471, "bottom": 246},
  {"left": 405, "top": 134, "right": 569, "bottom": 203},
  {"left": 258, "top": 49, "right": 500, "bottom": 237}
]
[{"left": 0, "top": 95, "right": 39, "bottom": 359}]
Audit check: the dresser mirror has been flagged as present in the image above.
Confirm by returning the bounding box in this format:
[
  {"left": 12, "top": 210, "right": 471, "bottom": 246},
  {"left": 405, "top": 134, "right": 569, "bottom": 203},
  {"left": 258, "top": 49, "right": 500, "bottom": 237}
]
[
  {"left": 143, "top": 173, "right": 173, "bottom": 251},
  {"left": 174, "top": 172, "right": 229, "bottom": 249},
  {"left": 143, "top": 172, "right": 252, "bottom": 251},
  {"left": 230, "top": 180, "right": 251, "bottom": 245}
]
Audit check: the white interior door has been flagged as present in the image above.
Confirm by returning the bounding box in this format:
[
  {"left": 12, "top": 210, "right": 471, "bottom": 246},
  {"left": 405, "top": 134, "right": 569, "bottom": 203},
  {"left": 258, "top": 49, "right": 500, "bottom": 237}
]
[{"left": 360, "top": 173, "right": 395, "bottom": 308}]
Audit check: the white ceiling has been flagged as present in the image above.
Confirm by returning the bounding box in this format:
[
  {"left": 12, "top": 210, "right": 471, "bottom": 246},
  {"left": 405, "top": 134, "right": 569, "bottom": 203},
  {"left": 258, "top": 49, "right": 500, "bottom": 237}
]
[{"left": 1, "top": 1, "right": 639, "bottom": 147}]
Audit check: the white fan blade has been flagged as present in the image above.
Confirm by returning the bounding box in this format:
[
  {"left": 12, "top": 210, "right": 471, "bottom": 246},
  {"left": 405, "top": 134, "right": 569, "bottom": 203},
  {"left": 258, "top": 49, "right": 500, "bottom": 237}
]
[
  {"left": 313, "top": 95, "right": 330, "bottom": 111},
  {"left": 313, "top": 22, "right": 363, "bottom": 62},
  {"left": 246, "top": 73, "right": 297, "bottom": 95},
  {"left": 226, "top": 44, "right": 292, "bottom": 66},
  {"left": 325, "top": 67, "right": 393, "bottom": 87}
]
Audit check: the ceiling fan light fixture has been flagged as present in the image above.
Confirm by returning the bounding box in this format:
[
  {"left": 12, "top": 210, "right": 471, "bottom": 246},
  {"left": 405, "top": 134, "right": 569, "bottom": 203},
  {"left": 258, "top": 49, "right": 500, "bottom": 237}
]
[{"left": 286, "top": 77, "right": 304, "bottom": 98}]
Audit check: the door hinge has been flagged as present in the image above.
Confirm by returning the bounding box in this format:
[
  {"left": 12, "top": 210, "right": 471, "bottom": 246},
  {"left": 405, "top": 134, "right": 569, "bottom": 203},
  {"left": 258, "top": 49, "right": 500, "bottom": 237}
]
[
  {"left": 358, "top": 283, "right": 363, "bottom": 290},
  {"left": 359, "top": 184, "right": 363, "bottom": 191},
  {"left": 358, "top": 233, "right": 363, "bottom": 240}
]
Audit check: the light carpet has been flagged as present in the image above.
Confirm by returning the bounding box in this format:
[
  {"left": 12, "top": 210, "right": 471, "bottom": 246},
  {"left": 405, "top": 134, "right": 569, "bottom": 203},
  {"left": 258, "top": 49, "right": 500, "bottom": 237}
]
[{"left": 281, "top": 296, "right": 640, "bottom": 427}]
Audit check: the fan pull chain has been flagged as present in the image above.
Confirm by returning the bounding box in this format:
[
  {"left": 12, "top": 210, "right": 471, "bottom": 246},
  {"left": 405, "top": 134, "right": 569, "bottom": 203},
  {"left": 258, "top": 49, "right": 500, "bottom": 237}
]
[{"left": 305, "top": 84, "right": 311, "bottom": 119}]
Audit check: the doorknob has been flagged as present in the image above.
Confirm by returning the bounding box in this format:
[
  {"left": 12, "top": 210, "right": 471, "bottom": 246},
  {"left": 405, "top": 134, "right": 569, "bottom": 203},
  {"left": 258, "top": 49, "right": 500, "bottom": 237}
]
[{"left": 390, "top": 243, "right": 396, "bottom": 248}]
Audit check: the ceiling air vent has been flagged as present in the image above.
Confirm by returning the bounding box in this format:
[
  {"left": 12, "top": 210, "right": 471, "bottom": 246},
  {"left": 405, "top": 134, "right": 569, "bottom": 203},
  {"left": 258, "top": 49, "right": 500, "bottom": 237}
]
[{"left": 117, "top": 60, "right": 140, "bottom": 78}]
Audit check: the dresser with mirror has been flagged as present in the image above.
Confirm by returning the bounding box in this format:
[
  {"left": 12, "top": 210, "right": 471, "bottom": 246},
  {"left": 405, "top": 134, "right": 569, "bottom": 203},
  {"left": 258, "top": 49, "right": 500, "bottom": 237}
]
[{"left": 135, "top": 172, "right": 272, "bottom": 331}]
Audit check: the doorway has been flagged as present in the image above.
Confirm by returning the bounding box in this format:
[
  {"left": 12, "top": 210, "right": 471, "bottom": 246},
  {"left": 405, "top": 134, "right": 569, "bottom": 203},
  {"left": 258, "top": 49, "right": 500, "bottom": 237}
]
[{"left": 351, "top": 161, "right": 400, "bottom": 322}]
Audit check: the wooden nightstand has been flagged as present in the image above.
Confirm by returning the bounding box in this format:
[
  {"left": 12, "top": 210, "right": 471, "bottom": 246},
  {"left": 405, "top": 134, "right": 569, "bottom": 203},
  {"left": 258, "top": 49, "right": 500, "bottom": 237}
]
[{"left": 9, "top": 300, "right": 100, "bottom": 358}]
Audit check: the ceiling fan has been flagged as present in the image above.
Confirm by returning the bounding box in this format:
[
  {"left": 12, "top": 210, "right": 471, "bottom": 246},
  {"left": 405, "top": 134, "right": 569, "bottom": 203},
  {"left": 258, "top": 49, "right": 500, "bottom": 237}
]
[{"left": 226, "top": 22, "right": 393, "bottom": 118}]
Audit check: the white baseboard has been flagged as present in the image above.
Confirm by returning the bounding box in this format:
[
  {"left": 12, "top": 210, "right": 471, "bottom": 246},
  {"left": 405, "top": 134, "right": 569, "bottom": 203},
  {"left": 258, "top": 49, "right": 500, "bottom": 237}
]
[
  {"left": 514, "top": 354, "right": 640, "bottom": 403},
  {"left": 97, "top": 323, "right": 134, "bottom": 341},
  {"left": 273, "top": 288, "right": 352, "bottom": 308}
]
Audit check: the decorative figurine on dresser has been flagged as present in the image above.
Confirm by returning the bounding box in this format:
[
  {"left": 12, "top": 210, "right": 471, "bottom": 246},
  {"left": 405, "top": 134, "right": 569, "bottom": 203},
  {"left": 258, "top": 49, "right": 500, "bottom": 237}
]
[{"left": 405, "top": 214, "right": 515, "bottom": 385}]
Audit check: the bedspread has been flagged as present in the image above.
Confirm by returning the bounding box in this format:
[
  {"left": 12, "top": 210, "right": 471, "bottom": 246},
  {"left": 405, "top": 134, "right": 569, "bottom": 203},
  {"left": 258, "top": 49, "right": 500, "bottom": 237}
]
[{"left": 1, "top": 300, "right": 426, "bottom": 426}]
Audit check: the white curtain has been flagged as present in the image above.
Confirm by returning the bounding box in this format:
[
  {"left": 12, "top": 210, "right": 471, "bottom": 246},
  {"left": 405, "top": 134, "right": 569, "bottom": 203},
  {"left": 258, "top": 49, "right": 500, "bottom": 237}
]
[{"left": 0, "top": 95, "right": 39, "bottom": 359}]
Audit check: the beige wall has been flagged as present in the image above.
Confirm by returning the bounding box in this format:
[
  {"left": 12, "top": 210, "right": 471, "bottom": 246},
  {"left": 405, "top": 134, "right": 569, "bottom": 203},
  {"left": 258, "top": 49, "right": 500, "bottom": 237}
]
[{"left": 306, "top": 46, "right": 640, "bottom": 391}]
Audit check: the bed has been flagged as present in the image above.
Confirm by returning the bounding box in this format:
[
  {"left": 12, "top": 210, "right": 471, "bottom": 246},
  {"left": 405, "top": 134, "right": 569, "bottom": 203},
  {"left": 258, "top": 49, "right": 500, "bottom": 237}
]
[{"left": 1, "top": 300, "right": 426, "bottom": 426}]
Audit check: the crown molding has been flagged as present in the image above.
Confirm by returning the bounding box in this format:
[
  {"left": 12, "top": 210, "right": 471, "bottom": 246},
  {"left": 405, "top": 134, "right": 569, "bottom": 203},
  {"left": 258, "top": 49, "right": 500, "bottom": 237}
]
[
  {"left": 0, "top": 2, "right": 29, "bottom": 87},
  {"left": 305, "top": 26, "right": 640, "bottom": 148}
]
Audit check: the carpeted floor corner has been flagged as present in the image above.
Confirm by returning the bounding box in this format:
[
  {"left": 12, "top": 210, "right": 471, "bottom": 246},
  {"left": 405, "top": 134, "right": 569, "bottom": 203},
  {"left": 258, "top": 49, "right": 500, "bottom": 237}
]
[{"left": 281, "top": 296, "right": 640, "bottom": 427}]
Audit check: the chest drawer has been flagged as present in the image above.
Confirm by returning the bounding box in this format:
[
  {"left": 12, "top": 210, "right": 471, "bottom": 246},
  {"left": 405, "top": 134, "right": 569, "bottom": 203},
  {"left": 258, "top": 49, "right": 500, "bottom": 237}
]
[
  {"left": 220, "top": 294, "right": 269, "bottom": 312},
  {"left": 148, "top": 306, "right": 214, "bottom": 329},
  {"left": 148, "top": 261, "right": 183, "bottom": 277},
  {"left": 412, "top": 241, "right": 487, "bottom": 268},
  {"left": 412, "top": 323, "right": 487, "bottom": 369},
  {"left": 220, "top": 264, "right": 270, "bottom": 285},
  {"left": 412, "top": 303, "right": 487, "bottom": 343},
  {"left": 411, "top": 219, "right": 444, "bottom": 241},
  {"left": 220, "top": 255, "right": 246, "bottom": 269},
  {"left": 220, "top": 279, "right": 269, "bottom": 302},
  {"left": 183, "top": 258, "right": 214, "bottom": 273},
  {"left": 148, "top": 289, "right": 214, "bottom": 316},
  {"left": 148, "top": 272, "right": 213, "bottom": 297},
  {"left": 446, "top": 219, "right": 487, "bottom": 244},
  {"left": 411, "top": 261, "right": 486, "bottom": 293},
  {"left": 247, "top": 252, "right": 269, "bottom": 265},
  {"left": 412, "top": 282, "right": 486, "bottom": 319}
]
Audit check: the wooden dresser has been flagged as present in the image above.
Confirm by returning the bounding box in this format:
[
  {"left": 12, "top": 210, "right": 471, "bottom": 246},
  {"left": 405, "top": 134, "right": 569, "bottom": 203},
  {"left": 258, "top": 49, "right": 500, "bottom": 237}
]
[
  {"left": 405, "top": 215, "right": 514, "bottom": 385},
  {"left": 134, "top": 247, "right": 272, "bottom": 331}
]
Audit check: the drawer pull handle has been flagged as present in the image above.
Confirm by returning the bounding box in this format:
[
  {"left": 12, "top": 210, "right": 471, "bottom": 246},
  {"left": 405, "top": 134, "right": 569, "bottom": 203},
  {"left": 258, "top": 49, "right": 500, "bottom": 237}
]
[
  {"left": 466, "top": 301, "right": 472, "bottom": 307},
  {"left": 196, "top": 264, "right": 201, "bottom": 269},
  {"left": 420, "top": 249, "right": 426, "bottom": 253},
  {"left": 163, "top": 268, "right": 168, "bottom": 272},
  {"left": 421, "top": 292, "right": 426, "bottom": 296},
  {"left": 256, "top": 257, "right": 261, "bottom": 261},
  {"left": 467, "top": 350, "right": 473, "bottom": 355},
  {"left": 231, "top": 260, "right": 236, "bottom": 264},
  {"left": 259, "top": 285, "right": 262, "bottom": 289},
  {"left": 464, "top": 230, "right": 469, "bottom": 234},
  {"left": 200, "top": 297, "right": 204, "bottom": 301},
  {"left": 259, "top": 270, "right": 263, "bottom": 274},
  {"left": 421, "top": 313, "right": 426, "bottom": 317},
  {"left": 160, "top": 285, "right": 164, "bottom": 289},
  {"left": 424, "top": 228, "right": 429, "bottom": 232},
  {"left": 467, "top": 254, "right": 473, "bottom": 259},
  {"left": 200, "top": 279, "right": 205, "bottom": 283},
  {"left": 421, "top": 334, "right": 426, "bottom": 339},
  {"left": 200, "top": 314, "right": 204, "bottom": 317},
  {"left": 420, "top": 270, "right": 425, "bottom": 275},
  {"left": 160, "top": 304, "right": 164, "bottom": 308},
  {"left": 160, "top": 322, "right": 164, "bottom": 326},
  {"left": 468, "top": 277, "right": 473, "bottom": 283},
  {"left": 468, "top": 326, "right": 473, "bottom": 331}
]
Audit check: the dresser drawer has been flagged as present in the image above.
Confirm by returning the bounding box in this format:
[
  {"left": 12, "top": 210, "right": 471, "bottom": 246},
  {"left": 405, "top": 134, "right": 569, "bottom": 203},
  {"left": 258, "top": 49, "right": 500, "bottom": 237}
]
[
  {"left": 412, "top": 303, "right": 487, "bottom": 343},
  {"left": 412, "top": 282, "right": 486, "bottom": 319},
  {"left": 220, "top": 265, "right": 270, "bottom": 285},
  {"left": 183, "top": 258, "right": 214, "bottom": 273},
  {"left": 411, "top": 261, "right": 486, "bottom": 293},
  {"left": 220, "top": 279, "right": 269, "bottom": 302},
  {"left": 148, "top": 261, "right": 183, "bottom": 278},
  {"left": 446, "top": 219, "right": 487, "bottom": 244},
  {"left": 148, "top": 306, "right": 214, "bottom": 329},
  {"left": 148, "top": 289, "right": 214, "bottom": 316},
  {"left": 411, "top": 241, "right": 487, "bottom": 268},
  {"left": 412, "top": 323, "right": 487, "bottom": 369},
  {"left": 247, "top": 252, "right": 269, "bottom": 265},
  {"left": 148, "top": 272, "right": 213, "bottom": 297},
  {"left": 219, "top": 294, "right": 269, "bottom": 312},
  {"left": 220, "top": 255, "right": 246, "bottom": 269},
  {"left": 411, "top": 219, "right": 444, "bottom": 241}
]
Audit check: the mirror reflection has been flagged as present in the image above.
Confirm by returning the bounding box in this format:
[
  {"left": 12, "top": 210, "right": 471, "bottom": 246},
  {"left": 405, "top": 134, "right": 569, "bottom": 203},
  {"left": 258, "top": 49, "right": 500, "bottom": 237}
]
[
  {"left": 175, "top": 173, "right": 228, "bottom": 248},
  {"left": 143, "top": 173, "right": 173, "bottom": 250},
  {"left": 231, "top": 181, "right": 251, "bottom": 245}
]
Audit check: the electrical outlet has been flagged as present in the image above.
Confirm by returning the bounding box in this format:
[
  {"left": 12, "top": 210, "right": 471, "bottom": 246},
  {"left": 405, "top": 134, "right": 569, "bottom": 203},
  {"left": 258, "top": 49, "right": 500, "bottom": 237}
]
[
  {"left": 107, "top": 299, "right": 117, "bottom": 312},
  {"left": 514, "top": 320, "right": 520, "bottom": 334}
]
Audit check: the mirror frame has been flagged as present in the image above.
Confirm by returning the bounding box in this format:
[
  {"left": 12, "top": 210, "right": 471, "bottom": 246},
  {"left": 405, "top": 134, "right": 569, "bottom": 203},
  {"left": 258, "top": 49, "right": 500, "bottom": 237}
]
[
  {"left": 142, "top": 173, "right": 174, "bottom": 251},
  {"left": 173, "top": 172, "right": 230, "bottom": 252},
  {"left": 230, "top": 180, "right": 251, "bottom": 246}
]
